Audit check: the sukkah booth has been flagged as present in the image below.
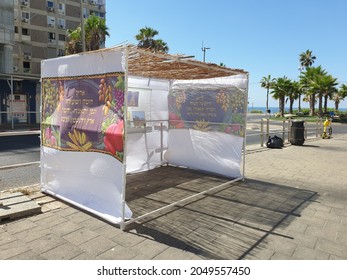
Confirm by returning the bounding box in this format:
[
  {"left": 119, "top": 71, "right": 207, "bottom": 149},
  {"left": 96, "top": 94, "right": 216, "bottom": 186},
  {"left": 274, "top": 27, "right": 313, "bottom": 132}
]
[{"left": 40, "top": 45, "right": 249, "bottom": 229}]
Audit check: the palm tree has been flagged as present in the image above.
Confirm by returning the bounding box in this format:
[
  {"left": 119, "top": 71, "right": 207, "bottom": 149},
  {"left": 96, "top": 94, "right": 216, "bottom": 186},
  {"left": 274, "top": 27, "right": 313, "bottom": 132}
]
[
  {"left": 286, "top": 80, "right": 300, "bottom": 114},
  {"left": 333, "top": 84, "right": 347, "bottom": 111},
  {"left": 65, "top": 27, "right": 82, "bottom": 55},
  {"left": 320, "top": 75, "right": 338, "bottom": 114},
  {"left": 260, "top": 75, "right": 274, "bottom": 113},
  {"left": 299, "top": 66, "right": 325, "bottom": 116},
  {"left": 270, "top": 76, "right": 291, "bottom": 117},
  {"left": 84, "top": 14, "right": 109, "bottom": 51},
  {"left": 65, "top": 15, "right": 109, "bottom": 55},
  {"left": 135, "top": 26, "right": 169, "bottom": 53},
  {"left": 299, "top": 49, "right": 316, "bottom": 68},
  {"left": 298, "top": 50, "right": 316, "bottom": 111},
  {"left": 152, "top": 38, "right": 169, "bottom": 53}
]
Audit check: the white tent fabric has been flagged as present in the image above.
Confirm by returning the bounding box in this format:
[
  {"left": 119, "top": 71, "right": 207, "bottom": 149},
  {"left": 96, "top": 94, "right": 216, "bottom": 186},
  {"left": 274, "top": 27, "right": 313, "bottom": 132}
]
[
  {"left": 165, "top": 129, "right": 244, "bottom": 178},
  {"left": 126, "top": 77, "right": 169, "bottom": 173},
  {"left": 41, "top": 49, "right": 133, "bottom": 224},
  {"left": 41, "top": 147, "right": 130, "bottom": 223},
  {"left": 165, "top": 76, "right": 247, "bottom": 178},
  {"left": 40, "top": 46, "right": 248, "bottom": 225}
]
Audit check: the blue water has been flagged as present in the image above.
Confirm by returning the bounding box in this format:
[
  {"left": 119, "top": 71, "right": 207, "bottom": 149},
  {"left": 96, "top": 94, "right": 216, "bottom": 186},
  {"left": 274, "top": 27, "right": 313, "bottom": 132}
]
[{"left": 248, "top": 106, "right": 347, "bottom": 113}]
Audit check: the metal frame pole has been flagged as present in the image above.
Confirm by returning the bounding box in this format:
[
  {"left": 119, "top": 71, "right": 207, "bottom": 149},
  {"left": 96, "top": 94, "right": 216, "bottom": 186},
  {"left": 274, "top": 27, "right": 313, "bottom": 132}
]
[
  {"left": 242, "top": 73, "right": 249, "bottom": 179},
  {"left": 160, "top": 122, "right": 163, "bottom": 163},
  {"left": 120, "top": 46, "right": 129, "bottom": 231}
]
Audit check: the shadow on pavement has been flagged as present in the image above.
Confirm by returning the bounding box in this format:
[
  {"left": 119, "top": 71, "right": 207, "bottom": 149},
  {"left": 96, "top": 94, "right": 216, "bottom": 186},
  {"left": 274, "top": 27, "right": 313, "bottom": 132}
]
[{"left": 125, "top": 167, "right": 318, "bottom": 259}]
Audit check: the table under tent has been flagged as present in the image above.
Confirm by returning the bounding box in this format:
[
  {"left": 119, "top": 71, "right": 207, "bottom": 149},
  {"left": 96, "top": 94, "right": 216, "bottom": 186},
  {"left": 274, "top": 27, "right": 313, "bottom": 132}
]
[{"left": 40, "top": 45, "right": 249, "bottom": 230}]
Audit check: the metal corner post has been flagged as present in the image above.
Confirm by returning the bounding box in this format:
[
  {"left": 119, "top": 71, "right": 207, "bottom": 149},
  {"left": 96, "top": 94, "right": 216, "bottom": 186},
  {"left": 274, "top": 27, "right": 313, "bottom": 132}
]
[
  {"left": 242, "top": 73, "right": 250, "bottom": 180},
  {"left": 120, "top": 45, "right": 129, "bottom": 231}
]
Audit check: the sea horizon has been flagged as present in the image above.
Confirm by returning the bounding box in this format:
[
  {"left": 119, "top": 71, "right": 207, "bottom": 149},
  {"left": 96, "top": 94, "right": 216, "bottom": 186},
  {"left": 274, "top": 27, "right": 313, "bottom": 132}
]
[{"left": 248, "top": 106, "right": 347, "bottom": 113}]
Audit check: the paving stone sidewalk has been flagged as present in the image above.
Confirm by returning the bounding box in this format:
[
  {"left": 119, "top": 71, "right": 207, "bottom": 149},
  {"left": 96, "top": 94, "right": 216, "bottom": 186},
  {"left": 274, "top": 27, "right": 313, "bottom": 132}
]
[{"left": 0, "top": 134, "right": 346, "bottom": 260}]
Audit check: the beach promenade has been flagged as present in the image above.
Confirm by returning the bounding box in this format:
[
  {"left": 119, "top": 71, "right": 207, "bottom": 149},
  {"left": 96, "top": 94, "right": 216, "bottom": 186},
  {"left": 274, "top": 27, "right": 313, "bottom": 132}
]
[{"left": 1, "top": 133, "right": 347, "bottom": 260}]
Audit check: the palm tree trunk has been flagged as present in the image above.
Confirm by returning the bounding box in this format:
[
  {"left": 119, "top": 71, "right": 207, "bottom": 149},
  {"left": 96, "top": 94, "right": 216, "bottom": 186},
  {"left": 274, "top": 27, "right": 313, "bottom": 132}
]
[
  {"left": 290, "top": 98, "right": 294, "bottom": 114},
  {"left": 298, "top": 94, "right": 301, "bottom": 112},
  {"left": 318, "top": 95, "right": 323, "bottom": 116},
  {"left": 335, "top": 100, "right": 339, "bottom": 111},
  {"left": 323, "top": 95, "right": 328, "bottom": 113},
  {"left": 279, "top": 97, "right": 285, "bottom": 117},
  {"left": 266, "top": 89, "right": 269, "bottom": 112},
  {"left": 309, "top": 94, "right": 315, "bottom": 116}
]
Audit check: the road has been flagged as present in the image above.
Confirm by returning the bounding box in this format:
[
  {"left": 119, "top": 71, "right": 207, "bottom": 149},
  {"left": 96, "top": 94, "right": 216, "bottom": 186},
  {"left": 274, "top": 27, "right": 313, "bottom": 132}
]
[
  {"left": 0, "top": 134, "right": 40, "bottom": 191},
  {"left": 0, "top": 116, "right": 345, "bottom": 192}
]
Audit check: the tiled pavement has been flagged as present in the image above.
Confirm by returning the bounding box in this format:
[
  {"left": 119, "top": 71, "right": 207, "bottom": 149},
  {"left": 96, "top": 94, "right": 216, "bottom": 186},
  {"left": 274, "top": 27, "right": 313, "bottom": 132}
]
[{"left": 1, "top": 133, "right": 347, "bottom": 260}]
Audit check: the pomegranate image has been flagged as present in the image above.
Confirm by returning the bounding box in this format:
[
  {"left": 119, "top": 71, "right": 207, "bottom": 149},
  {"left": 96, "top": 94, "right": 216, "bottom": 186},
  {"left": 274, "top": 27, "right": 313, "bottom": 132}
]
[
  {"left": 104, "top": 119, "right": 124, "bottom": 154},
  {"left": 169, "top": 112, "right": 185, "bottom": 128}
]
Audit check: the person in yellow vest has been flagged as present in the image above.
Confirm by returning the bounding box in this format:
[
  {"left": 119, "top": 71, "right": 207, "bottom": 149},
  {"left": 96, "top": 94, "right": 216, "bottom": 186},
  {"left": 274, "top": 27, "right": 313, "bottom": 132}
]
[{"left": 322, "top": 117, "right": 332, "bottom": 139}]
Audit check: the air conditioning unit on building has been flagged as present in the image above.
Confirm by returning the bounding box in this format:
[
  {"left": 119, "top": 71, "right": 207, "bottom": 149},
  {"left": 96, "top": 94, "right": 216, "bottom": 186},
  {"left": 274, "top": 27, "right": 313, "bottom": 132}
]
[
  {"left": 47, "top": 7, "right": 55, "bottom": 12},
  {"left": 24, "top": 55, "right": 32, "bottom": 60},
  {"left": 48, "top": 39, "right": 55, "bottom": 43},
  {"left": 23, "top": 68, "right": 30, "bottom": 73},
  {"left": 48, "top": 23, "right": 54, "bottom": 27},
  {"left": 22, "top": 18, "right": 29, "bottom": 23},
  {"left": 89, "top": 0, "right": 97, "bottom": 5},
  {"left": 13, "top": 66, "right": 19, "bottom": 72},
  {"left": 21, "top": 0, "right": 28, "bottom": 6},
  {"left": 58, "top": 24, "right": 65, "bottom": 29}
]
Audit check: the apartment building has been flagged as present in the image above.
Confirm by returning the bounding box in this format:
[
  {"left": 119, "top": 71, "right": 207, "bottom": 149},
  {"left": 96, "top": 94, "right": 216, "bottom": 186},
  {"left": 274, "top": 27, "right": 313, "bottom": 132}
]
[{"left": 0, "top": 0, "right": 106, "bottom": 129}]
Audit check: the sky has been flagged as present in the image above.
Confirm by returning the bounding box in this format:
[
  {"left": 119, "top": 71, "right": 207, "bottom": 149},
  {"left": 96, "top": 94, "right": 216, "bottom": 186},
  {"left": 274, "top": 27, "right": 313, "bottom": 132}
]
[{"left": 105, "top": 0, "right": 347, "bottom": 109}]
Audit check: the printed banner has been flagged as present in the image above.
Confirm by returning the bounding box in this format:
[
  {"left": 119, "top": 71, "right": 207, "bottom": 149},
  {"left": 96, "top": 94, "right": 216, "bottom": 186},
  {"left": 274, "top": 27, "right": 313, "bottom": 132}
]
[
  {"left": 41, "top": 73, "right": 125, "bottom": 162},
  {"left": 168, "top": 85, "right": 247, "bottom": 137}
]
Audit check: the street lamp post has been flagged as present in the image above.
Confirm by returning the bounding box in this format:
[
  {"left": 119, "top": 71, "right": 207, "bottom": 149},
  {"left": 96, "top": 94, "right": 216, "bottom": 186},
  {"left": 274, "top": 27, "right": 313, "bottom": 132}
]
[
  {"left": 80, "top": 0, "right": 85, "bottom": 52},
  {"left": 201, "top": 41, "right": 210, "bottom": 62}
]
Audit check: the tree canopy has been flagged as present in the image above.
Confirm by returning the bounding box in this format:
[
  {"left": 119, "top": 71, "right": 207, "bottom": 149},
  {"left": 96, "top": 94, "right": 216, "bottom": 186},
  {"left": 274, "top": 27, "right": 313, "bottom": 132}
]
[
  {"left": 135, "top": 26, "right": 169, "bottom": 53},
  {"left": 261, "top": 49, "right": 345, "bottom": 116},
  {"left": 65, "top": 15, "right": 109, "bottom": 55}
]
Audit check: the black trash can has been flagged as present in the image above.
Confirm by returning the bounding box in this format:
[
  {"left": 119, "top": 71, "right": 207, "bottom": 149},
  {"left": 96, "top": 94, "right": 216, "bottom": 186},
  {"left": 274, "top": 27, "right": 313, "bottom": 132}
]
[{"left": 290, "top": 120, "right": 305, "bottom": 145}]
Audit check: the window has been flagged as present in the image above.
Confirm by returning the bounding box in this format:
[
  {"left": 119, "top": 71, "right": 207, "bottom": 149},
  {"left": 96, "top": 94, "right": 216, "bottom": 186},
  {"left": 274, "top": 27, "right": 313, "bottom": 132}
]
[
  {"left": 58, "top": 3, "right": 65, "bottom": 15},
  {"left": 58, "top": 18, "right": 65, "bottom": 29},
  {"left": 47, "top": 16, "right": 55, "bottom": 28},
  {"left": 57, "top": 49, "right": 64, "bottom": 56},
  {"left": 58, "top": 34, "right": 66, "bottom": 41},
  {"left": 21, "top": 0, "right": 29, "bottom": 6},
  {"left": 22, "top": 28, "right": 30, "bottom": 36},
  {"left": 83, "top": 7, "right": 87, "bottom": 18},
  {"left": 47, "top": 1, "right": 54, "bottom": 11},
  {"left": 23, "top": 61, "right": 30, "bottom": 72},
  {"left": 91, "top": 11, "right": 105, "bottom": 18},
  {"left": 15, "top": 26, "right": 18, "bottom": 33},
  {"left": 21, "top": 11, "right": 30, "bottom": 23},
  {"left": 48, "top": 32, "right": 55, "bottom": 43}
]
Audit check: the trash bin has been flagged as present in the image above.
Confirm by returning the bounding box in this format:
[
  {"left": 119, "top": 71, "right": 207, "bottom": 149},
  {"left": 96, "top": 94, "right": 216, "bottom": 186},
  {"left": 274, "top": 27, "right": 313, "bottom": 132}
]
[{"left": 290, "top": 120, "right": 305, "bottom": 145}]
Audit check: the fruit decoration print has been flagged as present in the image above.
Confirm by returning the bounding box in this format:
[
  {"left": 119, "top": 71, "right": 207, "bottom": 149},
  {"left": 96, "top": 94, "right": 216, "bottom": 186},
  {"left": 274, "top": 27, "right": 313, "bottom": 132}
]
[
  {"left": 41, "top": 72, "right": 125, "bottom": 162},
  {"left": 168, "top": 84, "right": 247, "bottom": 137}
]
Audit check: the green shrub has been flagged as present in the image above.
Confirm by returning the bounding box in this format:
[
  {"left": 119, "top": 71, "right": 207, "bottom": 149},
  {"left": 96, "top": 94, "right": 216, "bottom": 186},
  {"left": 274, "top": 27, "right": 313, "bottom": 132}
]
[{"left": 293, "top": 108, "right": 310, "bottom": 115}]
